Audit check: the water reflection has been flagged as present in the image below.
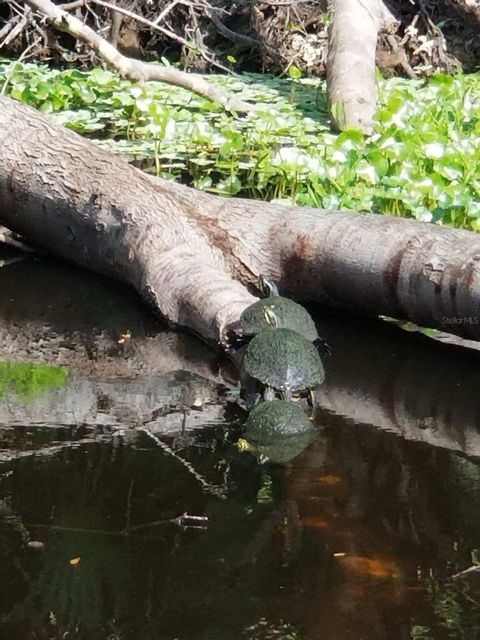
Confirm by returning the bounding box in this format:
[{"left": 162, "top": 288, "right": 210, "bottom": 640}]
[
  {"left": 1, "top": 426, "right": 480, "bottom": 639},
  {"left": 2, "top": 257, "right": 480, "bottom": 457},
  {"left": 1, "top": 257, "right": 480, "bottom": 638}
]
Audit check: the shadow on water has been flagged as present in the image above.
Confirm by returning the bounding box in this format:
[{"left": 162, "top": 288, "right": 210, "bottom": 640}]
[{"left": 1, "top": 257, "right": 480, "bottom": 639}]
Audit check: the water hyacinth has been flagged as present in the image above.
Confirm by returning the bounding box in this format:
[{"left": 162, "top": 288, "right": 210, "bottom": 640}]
[{"left": 0, "top": 60, "right": 478, "bottom": 229}]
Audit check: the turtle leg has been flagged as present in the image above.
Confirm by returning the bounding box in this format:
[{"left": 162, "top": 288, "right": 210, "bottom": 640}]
[
  {"left": 282, "top": 389, "right": 293, "bottom": 402},
  {"left": 259, "top": 274, "right": 280, "bottom": 297},
  {"left": 242, "top": 375, "right": 262, "bottom": 411},
  {"left": 222, "top": 320, "right": 248, "bottom": 350},
  {"left": 307, "top": 389, "right": 314, "bottom": 408},
  {"left": 245, "top": 390, "right": 261, "bottom": 411},
  {"left": 307, "top": 386, "right": 321, "bottom": 416},
  {"left": 313, "top": 336, "right": 332, "bottom": 357},
  {"left": 263, "top": 386, "right": 276, "bottom": 402}
]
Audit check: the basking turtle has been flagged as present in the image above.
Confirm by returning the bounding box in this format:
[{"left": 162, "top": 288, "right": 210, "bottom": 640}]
[
  {"left": 227, "top": 275, "right": 321, "bottom": 345},
  {"left": 242, "top": 399, "right": 315, "bottom": 463},
  {"left": 241, "top": 308, "right": 325, "bottom": 407}
]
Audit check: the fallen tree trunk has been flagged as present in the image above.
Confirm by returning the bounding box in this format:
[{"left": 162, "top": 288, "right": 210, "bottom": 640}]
[{"left": 1, "top": 94, "right": 480, "bottom": 343}]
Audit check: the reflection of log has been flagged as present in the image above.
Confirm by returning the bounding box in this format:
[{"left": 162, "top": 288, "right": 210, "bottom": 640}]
[
  {"left": 0, "top": 370, "right": 225, "bottom": 430},
  {"left": 317, "top": 314, "right": 480, "bottom": 456},
  {"left": 0, "top": 259, "right": 235, "bottom": 450},
  {"left": 1, "top": 257, "right": 480, "bottom": 459},
  {"left": 2, "top": 97, "right": 480, "bottom": 343}
]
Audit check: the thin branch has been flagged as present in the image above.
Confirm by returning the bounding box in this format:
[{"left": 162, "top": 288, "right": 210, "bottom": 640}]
[
  {"left": 0, "top": 14, "right": 21, "bottom": 44},
  {"left": 1, "top": 39, "right": 40, "bottom": 94},
  {"left": 88, "top": 0, "right": 194, "bottom": 51},
  {"left": 0, "top": 6, "right": 31, "bottom": 48},
  {"left": 59, "top": 0, "right": 85, "bottom": 9},
  {"left": 0, "top": 256, "right": 29, "bottom": 267},
  {"left": 238, "top": 0, "right": 322, "bottom": 4},
  {"left": 205, "top": 6, "right": 260, "bottom": 50},
  {"left": 186, "top": 4, "right": 234, "bottom": 75},
  {"left": 153, "top": 0, "right": 181, "bottom": 26},
  {"left": 23, "top": 0, "right": 256, "bottom": 112},
  {"left": 26, "top": 522, "right": 170, "bottom": 540},
  {"left": 139, "top": 427, "right": 226, "bottom": 498},
  {"left": 90, "top": 0, "right": 236, "bottom": 75}
]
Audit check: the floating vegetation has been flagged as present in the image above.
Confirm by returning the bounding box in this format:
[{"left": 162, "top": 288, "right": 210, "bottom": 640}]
[
  {"left": 1, "top": 60, "right": 479, "bottom": 228},
  {"left": 0, "top": 361, "right": 69, "bottom": 401}
]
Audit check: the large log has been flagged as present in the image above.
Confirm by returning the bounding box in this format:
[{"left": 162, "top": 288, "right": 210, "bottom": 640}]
[{"left": 1, "top": 95, "right": 480, "bottom": 343}]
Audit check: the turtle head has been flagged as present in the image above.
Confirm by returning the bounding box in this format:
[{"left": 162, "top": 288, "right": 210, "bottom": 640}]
[
  {"left": 263, "top": 306, "right": 279, "bottom": 329},
  {"left": 258, "top": 274, "right": 280, "bottom": 298}
]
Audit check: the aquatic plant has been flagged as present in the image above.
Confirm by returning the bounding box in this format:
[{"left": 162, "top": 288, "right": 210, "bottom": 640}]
[
  {"left": 0, "top": 361, "right": 68, "bottom": 401},
  {"left": 1, "top": 60, "right": 478, "bottom": 229}
]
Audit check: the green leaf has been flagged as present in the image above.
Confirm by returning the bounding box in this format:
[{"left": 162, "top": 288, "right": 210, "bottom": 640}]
[
  {"left": 88, "top": 68, "right": 115, "bottom": 86},
  {"left": 288, "top": 65, "right": 302, "bottom": 80}
]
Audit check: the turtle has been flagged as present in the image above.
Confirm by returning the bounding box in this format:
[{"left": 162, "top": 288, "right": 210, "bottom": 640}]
[
  {"left": 242, "top": 399, "right": 315, "bottom": 464},
  {"left": 241, "top": 308, "right": 325, "bottom": 408},
  {"left": 245, "top": 399, "right": 314, "bottom": 440},
  {"left": 226, "top": 275, "right": 330, "bottom": 354}
]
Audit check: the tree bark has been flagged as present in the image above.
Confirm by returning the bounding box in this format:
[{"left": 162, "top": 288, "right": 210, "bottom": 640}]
[
  {"left": 1, "top": 95, "right": 480, "bottom": 343},
  {"left": 327, "top": 0, "right": 399, "bottom": 133}
]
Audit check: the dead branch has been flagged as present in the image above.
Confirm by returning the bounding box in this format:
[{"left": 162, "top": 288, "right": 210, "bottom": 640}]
[
  {"left": 205, "top": 6, "right": 260, "bottom": 50},
  {"left": 23, "top": 0, "right": 256, "bottom": 112},
  {"left": 0, "top": 4, "right": 32, "bottom": 49},
  {"left": 89, "top": 0, "right": 195, "bottom": 51},
  {"left": 0, "top": 226, "right": 35, "bottom": 253}
]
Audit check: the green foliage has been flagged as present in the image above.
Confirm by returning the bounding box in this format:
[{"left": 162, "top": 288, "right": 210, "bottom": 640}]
[
  {"left": 410, "top": 625, "right": 433, "bottom": 639},
  {"left": 1, "top": 59, "right": 479, "bottom": 229},
  {"left": 256, "top": 471, "right": 273, "bottom": 504},
  {"left": 425, "top": 579, "right": 480, "bottom": 638},
  {"left": 288, "top": 66, "right": 302, "bottom": 79},
  {"left": 0, "top": 361, "right": 69, "bottom": 401}
]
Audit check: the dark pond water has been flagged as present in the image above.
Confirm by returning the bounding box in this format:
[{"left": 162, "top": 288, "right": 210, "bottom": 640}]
[{"left": 2, "top": 253, "right": 480, "bottom": 640}]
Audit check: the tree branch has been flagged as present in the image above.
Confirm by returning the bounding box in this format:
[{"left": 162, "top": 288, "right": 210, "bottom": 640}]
[{"left": 23, "top": 0, "right": 256, "bottom": 113}]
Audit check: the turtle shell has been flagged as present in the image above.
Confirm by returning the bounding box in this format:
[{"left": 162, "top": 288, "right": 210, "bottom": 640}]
[
  {"left": 245, "top": 399, "right": 313, "bottom": 440},
  {"left": 253, "top": 433, "right": 315, "bottom": 464},
  {"left": 244, "top": 400, "right": 315, "bottom": 463},
  {"left": 240, "top": 297, "right": 318, "bottom": 342},
  {"left": 243, "top": 328, "right": 325, "bottom": 392}
]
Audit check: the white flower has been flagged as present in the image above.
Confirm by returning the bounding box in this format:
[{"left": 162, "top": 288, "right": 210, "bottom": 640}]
[
  {"left": 424, "top": 143, "right": 445, "bottom": 159},
  {"left": 331, "top": 150, "right": 348, "bottom": 163},
  {"left": 356, "top": 164, "right": 378, "bottom": 184}
]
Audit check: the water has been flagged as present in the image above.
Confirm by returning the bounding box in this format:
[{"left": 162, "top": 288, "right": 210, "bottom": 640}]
[{"left": 1, "top": 254, "right": 480, "bottom": 640}]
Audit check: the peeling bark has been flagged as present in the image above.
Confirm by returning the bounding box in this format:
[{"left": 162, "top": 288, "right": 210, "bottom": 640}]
[
  {"left": 0, "top": 96, "right": 256, "bottom": 342},
  {"left": 1, "top": 95, "right": 480, "bottom": 344}
]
